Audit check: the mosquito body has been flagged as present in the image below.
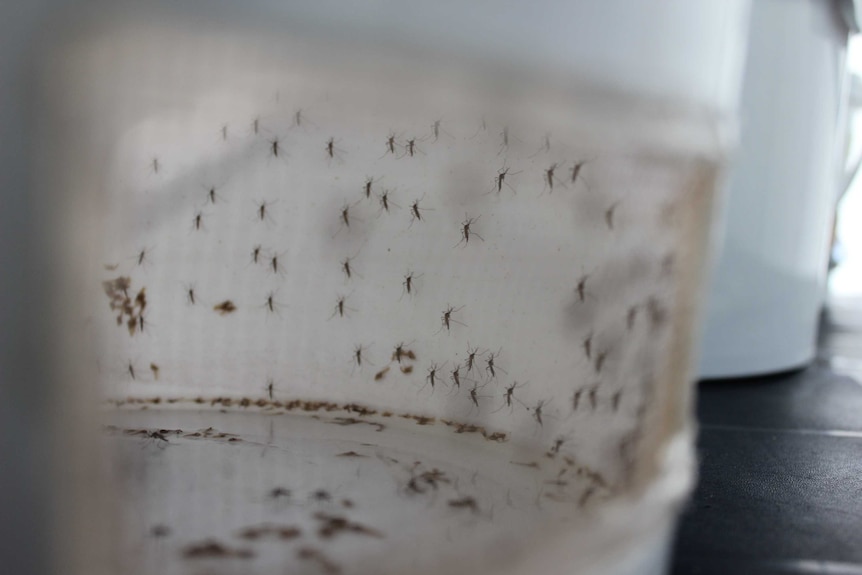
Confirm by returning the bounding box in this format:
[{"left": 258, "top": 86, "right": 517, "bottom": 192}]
[
  {"left": 605, "top": 202, "right": 619, "bottom": 230},
  {"left": 439, "top": 305, "right": 465, "bottom": 333},
  {"left": 594, "top": 350, "right": 608, "bottom": 373},
  {"left": 377, "top": 188, "right": 398, "bottom": 214},
  {"left": 485, "top": 349, "right": 505, "bottom": 378},
  {"left": 582, "top": 333, "right": 592, "bottom": 360},
  {"left": 455, "top": 215, "right": 483, "bottom": 247},
  {"left": 353, "top": 344, "right": 368, "bottom": 368},
  {"left": 251, "top": 245, "right": 263, "bottom": 265},
  {"left": 575, "top": 274, "right": 590, "bottom": 303},
  {"left": 421, "top": 362, "right": 444, "bottom": 394},
  {"left": 493, "top": 381, "right": 527, "bottom": 413},
  {"left": 401, "top": 270, "right": 421, "bottom": 299},
  {"left": 450, "top": 364, "right": 462, "bottom": 390},
  {"left": 493, "top": 165, "right": 521, "bottom": 195},
  {"left": 408, "top": 195, "right": 431, "bottom": 225},
  {"left": 465, "top": 344, "right": 482, "bottom": 373},
  {"left": 570, "top": 160, "right": 588, "bottom": 185},
  {"left": 382, "top": 133, "right": 398, "bottom": 157}
]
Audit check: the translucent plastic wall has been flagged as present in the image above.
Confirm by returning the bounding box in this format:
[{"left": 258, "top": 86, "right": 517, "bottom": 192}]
[{"left": 35, "top": 8, "right": 725, "bottom": 575}]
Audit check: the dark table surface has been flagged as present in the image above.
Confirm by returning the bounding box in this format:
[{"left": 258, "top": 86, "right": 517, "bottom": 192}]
[{"left": 671, "top": 308, "right": 862, "bottom": 575}]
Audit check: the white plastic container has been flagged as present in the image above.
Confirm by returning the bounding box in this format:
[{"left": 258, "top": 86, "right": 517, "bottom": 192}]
[
  {"left": 699, "top": 0, "right": 852, "bottom": 378},
  {"left": 23, "top": 2, "right": 749, "bottom": 574}
]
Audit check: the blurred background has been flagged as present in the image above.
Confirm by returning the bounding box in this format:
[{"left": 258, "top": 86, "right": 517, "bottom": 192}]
[{"left": 830, "top": 37, "right": 862, "bottom": 311}]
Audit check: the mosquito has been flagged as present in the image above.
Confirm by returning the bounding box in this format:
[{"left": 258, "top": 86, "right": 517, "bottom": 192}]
[
  {"left": 269, "top": 136, "right": 285, "bottom": 159},
  {"left": 594, "top": 350, "right": 608, "bottom": 373},
  {"left": 582, "top": 333, "right": 592, "bottom": 360},
  {"left": 540, "top": 163, "right": 565, "bottom": 195},
  {"left": 575, "top": 273, "right": 590, "bottom": 303},
  {"left": 531, "top": 399, "right": 551, "bottom": 428},
  {"left": 269, "top": 251, "right": 287, "bottom": 275},
  {"left": 138, "top": 314, "right": 153, "bottom": 334},
  {"left": 498, "top": 126, "right": 510, "bottom": 155},
  {"left": 492, "top": 165, "right": 521, "bottom": 195},
  {"left": 135, "top": 246, "right": 153, "bottom": 267},
  {"left": 353, "top": 344, "right": 372, "bottom": 369},
  {"left": 400, "top": 137, "right": 423, "bottom": 158},
  {"left": 330, "top": 294, "right": 355, "bottom": 319},
  {"left": 266, "top": 379, "right": 275, "bottom": 400},
  {"left": 438, "top": 305, "right": 465, "bottom": 334},
  {"left": 465, "top": 343, "right": 482, "bottom": 373},
  {"left": 468, "top": 382, "right": 490, "bottom": 415},
  {"left": 627, "top": 305, "right": 638, "bottom": 330},
  {"left": 420, "top": 362, "right": 445, "bottom": 394},
  {"left": 377, "top": 188, "right": 399, "bottom": 215},
  {"left": 199, "top": 181, "right": 227, "bottom": 206},
  {"left": 611, "top": 390, "right": 622, "bottom": 412},
  {"left": 401, "top": 270, "right": 422, "bottom": 299},
  {"left": 493, "top": 381, "right": 527, "bottom": 413},
  {"left": 431, "top": 119, "right": 442, "bottom": 141},
  {"left": 333, "top": 201, "right": 359, "bottom": 237},
  {"left": 455, "top": 214, "right": 483, "bottom": 247},
  {"left": 254, "top": 200, "right": 277, "bottom": 226},
  {"left": 363, "top": 176, "right": 382, "bottom": 200},
  {"left": 341, "top": 250, "right": 362, "bottom": 281},
  {"left": 220, "top": 124, "right": 228, "bottom": 141},
  {"left": 430, "top": 118, "right": 452, "bottom": 142},
  {"left": 250, "top": 245, "right": 263, "bottom": 265},
  {"left": 325, "top": 137, "right": 346, "bottom": 163},
  {"left": 392, "top": 341, "right": 416, "bottom": 364},
  {"left": 450, "top": 364, "right": 462, "bottom": 391},
  {"left": 263, "top": 291, "right": 284, "bottom": 315},
  {"left": 291, "top": 108, "right": 318, "bottom": 131},
  {"left": 333, "top": 296, "right": 346, "bottom": 319},
  {"left": 529, "top": 132, "right": 552, "bottom": 158},
  {"left": 485, "top": 348, "right": 506, "bottom": 378},
  {"left": 605, "top": 202, "right": 620, "bottom": 230},
  {"left": 548, "top": 436, "right": 566, "bottom": 456},
  {"left": 409, "top": 195, "right": 431, "bottom": 225},
  {"left": 588, "top": 387, "right": 598, "bottom": 411},
  {"left": 151, "top": 157, "right": 160, "bottom": 174},
  {"left": 191, "top": 211, "right": 204, "bottom": 231},
  {"left": 572, "top": 389, "right": 583, "bottom": 411},
  {"left": 381, "top": 132, "right": 399, "bottom": 158},
  {"left": 183, "top": 283, "right": 196, "bottom": 306},
  {"left": 570, "top": 159, "right": 589, "bottom": 186}
]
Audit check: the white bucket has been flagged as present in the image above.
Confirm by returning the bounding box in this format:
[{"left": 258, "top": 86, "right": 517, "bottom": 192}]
[{"left": 23, "top": 2, "right": 749, "bottom": 574}]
